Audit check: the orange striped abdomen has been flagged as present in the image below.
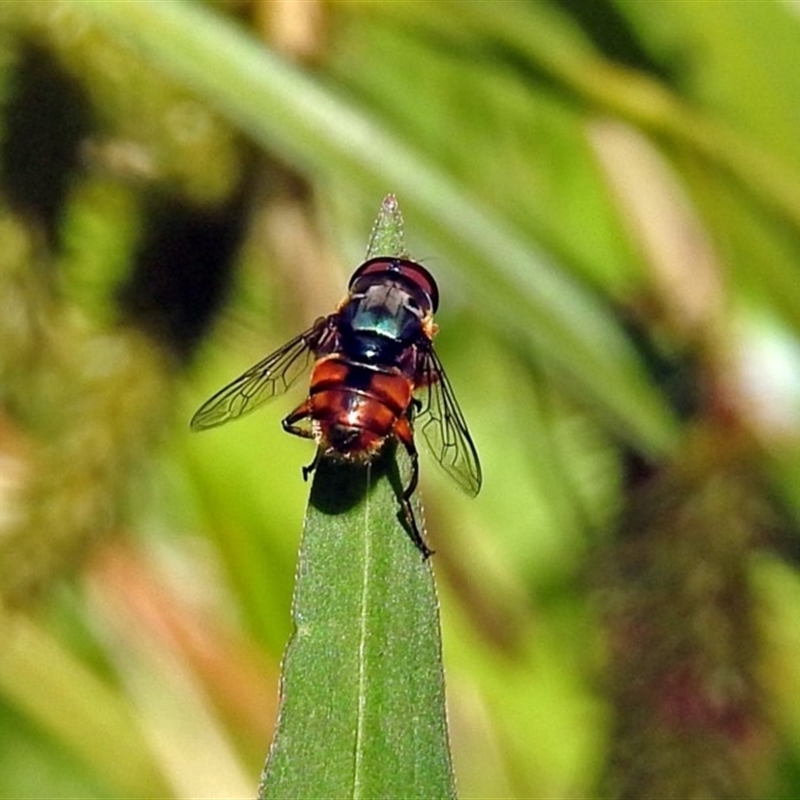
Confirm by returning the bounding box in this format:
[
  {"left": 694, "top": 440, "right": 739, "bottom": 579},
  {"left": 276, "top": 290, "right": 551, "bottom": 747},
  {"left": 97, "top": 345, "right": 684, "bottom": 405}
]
[{"left": 307, "top": 355, "right": 414, "bottom": 458}]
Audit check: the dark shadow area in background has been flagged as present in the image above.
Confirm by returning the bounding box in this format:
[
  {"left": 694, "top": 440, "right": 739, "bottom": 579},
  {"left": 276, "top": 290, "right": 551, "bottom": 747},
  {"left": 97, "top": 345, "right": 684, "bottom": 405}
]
[
  {"left": 553, "top": 0, "right": 677, "bottom": 80},
  {"left": 0, "top": 40, "right": 94, "bottom": 249},
  {"left": 118, "top": 189, "right": 249, "bottom": 362}
]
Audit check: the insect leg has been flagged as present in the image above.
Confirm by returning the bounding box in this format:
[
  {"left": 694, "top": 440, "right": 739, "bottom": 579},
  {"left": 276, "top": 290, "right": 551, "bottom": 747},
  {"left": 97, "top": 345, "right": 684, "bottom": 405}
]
[
  {"left": 282, "top": 401, "right": 321, "bottom": 482},
  {"left": 281, "top": 400, "right": 314, "bottom": 439},
  {"left": 301, "top": 448, "right": 321, "bottom": 482},
  {"left": 394, "top": 416, "right": 433, "bottom": 558}
]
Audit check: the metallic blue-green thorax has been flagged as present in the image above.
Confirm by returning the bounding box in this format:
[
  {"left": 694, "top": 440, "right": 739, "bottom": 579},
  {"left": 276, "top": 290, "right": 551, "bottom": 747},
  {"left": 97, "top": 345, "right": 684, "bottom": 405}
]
[{"left": 341, "top": 280, "right": 424, "bottom": 363}]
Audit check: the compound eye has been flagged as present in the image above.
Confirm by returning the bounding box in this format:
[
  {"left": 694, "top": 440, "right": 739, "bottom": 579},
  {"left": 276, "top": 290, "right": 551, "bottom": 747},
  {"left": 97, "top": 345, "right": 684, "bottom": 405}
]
[{"left": 349, "top": 257, "right": 439, "bottom": 312}]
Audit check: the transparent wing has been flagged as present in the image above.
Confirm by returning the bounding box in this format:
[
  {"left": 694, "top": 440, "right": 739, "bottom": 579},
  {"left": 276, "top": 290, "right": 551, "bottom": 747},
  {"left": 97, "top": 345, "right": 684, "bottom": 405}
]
[
  {"left": 415, "top": 348, "right": 482, "bottom": 496},
  {"left": 190, "top": 317, "right": 335, "bottom": 431}
]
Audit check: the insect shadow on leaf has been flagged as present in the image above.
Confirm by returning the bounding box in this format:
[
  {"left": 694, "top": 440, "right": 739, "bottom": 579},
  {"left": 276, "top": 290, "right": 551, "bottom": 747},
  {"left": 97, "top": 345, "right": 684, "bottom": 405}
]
[{"left": 308, "top": 446, "right": 392, "bottom": 517}]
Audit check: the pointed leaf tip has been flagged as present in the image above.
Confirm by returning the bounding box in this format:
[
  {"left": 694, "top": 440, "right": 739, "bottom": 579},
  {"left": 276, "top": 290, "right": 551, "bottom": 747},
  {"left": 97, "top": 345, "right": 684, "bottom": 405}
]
[{"left": 366, "top": 194, "right": 408, "bottom": 259}]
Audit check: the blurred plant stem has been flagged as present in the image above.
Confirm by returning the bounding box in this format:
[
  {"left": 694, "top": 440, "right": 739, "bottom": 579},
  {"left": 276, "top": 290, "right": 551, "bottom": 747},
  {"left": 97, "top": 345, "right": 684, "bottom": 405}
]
[{"left": 599, "top": 424, "right": 773, "bottom": 798}]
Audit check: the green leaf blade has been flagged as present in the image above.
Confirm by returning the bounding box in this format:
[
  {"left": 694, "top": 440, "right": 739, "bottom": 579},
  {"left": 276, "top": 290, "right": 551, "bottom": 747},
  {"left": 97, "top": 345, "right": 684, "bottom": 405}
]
[{"left": 260, "top": 453, "right": 455, "bottom": 800}]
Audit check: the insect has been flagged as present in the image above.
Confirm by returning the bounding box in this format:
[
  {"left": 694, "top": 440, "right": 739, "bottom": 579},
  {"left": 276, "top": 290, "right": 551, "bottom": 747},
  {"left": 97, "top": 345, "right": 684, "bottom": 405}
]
[{"left": 190, "top": 256, "right": 481, "bottom": 556}]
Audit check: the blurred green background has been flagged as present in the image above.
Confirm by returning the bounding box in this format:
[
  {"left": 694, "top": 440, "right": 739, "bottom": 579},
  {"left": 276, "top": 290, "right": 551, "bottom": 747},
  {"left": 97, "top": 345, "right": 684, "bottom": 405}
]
[{"left": 2, "top": 1, "right": 800, "bottom": 797}]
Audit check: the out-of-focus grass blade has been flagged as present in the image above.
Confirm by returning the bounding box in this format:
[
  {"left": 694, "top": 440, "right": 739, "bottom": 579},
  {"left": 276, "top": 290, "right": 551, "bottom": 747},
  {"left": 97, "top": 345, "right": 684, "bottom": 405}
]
[
  {"left": 259, "top": 453, "right": 455, "bottom": 799},
  {"left": 74, "top": 0, "right": 678, "bottom": 456},
  {"left": 0, "top": 609, "right": 171, "bottom": 798},
  {"left": 413, "top": 1, "right": 800, "bottom": 245}
]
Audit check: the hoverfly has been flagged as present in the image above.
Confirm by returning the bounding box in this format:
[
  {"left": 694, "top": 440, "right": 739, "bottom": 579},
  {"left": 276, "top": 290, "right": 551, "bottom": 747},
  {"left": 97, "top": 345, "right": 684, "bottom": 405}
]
[{"left": 190, "top": 256, "right": 481, "bottom": 556}]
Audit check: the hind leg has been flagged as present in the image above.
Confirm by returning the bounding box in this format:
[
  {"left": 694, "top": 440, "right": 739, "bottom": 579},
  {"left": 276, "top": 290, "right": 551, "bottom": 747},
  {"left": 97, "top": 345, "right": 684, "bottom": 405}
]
[{"left": 394, "top": 416, "right": 433, "bottom": 558}]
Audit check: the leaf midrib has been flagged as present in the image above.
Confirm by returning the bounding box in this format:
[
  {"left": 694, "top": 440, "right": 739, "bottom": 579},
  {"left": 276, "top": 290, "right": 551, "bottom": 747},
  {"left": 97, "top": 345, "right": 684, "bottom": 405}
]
[{"left": 353, "top": 463, "right": 372, "bottom": 799}]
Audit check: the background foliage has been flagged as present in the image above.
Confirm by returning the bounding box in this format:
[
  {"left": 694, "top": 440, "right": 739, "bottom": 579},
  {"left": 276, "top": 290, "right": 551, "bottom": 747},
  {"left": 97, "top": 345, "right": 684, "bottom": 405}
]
[{"left": 2, "top": 1, "right": 800, "bottom": 797}]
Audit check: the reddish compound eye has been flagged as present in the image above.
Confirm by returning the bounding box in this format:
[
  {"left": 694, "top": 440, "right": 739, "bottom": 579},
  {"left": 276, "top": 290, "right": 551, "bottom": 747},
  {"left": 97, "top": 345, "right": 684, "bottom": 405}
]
[{"left": 348, "top": 257, "right": 439, "bottom": 312}]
